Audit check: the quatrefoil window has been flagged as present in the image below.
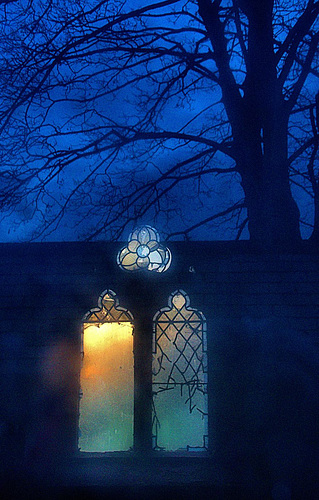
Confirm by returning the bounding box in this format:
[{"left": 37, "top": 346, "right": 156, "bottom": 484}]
[{"left": 117, "top": 226, "right": 171, "bottom": 272}]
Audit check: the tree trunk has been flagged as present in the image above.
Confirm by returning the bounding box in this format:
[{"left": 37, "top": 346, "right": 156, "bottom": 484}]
[
  {"left": 199, "top": 0, "right": 303, "bottom": 246},
  {"left": 239, "top": 115, "right": 301, "bottom": 248},
  {"left": 310, "top": 189, "right": 319, "bottom": 243},
  {"left": 242, "top": 167, "right": 301, "bottom": 248},
  {"left": 234, "top": 1, "right": 301, "bottom": 247}
]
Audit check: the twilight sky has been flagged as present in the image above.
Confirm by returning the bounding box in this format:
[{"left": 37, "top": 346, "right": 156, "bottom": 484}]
[{"left": 0, "top": 0, "right": 317, "bottom": 243}]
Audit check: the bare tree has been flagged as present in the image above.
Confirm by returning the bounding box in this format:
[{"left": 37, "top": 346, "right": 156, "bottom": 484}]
[{"left": 0, "top": 0, "right": 318, "bottom": 245}]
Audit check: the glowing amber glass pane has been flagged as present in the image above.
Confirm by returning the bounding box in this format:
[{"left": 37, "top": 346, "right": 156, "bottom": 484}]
[{"left": 79, "top": 322, "right": 134, "bottom": 452}]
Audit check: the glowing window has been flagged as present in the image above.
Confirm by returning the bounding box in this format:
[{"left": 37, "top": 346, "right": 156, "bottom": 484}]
[
  {"left": 152, "top": 290, "right": 208, "bottom": 452},
  {"left": 79, "top": 290, "right": 134, "bottom": 452},
  {"left": 117, "top": 225, "right": 171, "bottom": 272}
]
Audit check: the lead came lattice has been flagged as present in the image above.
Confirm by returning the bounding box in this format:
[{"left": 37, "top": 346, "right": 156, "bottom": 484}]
[{"left": 152, "top": 290, "right": 208, "bottom": 451}]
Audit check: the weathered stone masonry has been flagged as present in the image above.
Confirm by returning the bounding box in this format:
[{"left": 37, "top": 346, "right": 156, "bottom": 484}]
[{"left": 0, "top": 241, "right": 318, "bottom": 495}]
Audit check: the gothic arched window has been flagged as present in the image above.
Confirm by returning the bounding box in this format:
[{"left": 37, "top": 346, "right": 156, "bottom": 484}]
[
  {"left": 152, "top": 290, "right": 208, "bottom": 452},
  {"left": 78, "top": 228, "right": 208, "bottom": 455},
  {"left": 79, "top": 290, "right": 134, "bottom": 452}
]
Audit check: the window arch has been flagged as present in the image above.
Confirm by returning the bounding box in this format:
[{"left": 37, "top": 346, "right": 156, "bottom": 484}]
[
  {"left": 152, "top": 290, "right": 208, "bottom": 452},
  {"left": 78, "top": 290, "right": 134, "bottom": 452}
]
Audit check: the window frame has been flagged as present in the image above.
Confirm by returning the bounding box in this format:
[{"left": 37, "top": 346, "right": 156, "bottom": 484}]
[{"left": 78, "top": 288, "right": 208, "bottom": 457}]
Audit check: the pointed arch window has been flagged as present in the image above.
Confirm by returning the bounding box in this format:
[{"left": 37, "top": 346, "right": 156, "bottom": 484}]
[
  {"left": 152, "top": 290, "right": 208, "bottom": 452},
  {"left": 79, "top": 290, "right": 134, "bottom": 452},
  {"left": 78, "top": 228, "right": 209, "bottom": 455}
]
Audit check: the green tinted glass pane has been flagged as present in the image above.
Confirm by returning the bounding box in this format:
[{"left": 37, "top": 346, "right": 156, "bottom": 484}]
[
  {"left": 152, "top": 385, "right": 206, "bottom": 450},
  {"left": 153, "top": 291, "right": 207, "bottom": 451}
]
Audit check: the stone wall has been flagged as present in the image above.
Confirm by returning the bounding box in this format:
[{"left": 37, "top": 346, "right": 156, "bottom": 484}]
[{"left": 0, "top": 241, "right": 318, "bottom": 497}]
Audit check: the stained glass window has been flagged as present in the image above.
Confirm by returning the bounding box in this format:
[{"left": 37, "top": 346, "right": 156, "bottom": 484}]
[
  {"left": 117, "top": 225, "right": 171, "bottom": 272},
  {"left": 152, "top": 290, "right": 208, "bottom": 452},
  {"left": 79, "top": 290, "right": 134, "bottom": 452}
]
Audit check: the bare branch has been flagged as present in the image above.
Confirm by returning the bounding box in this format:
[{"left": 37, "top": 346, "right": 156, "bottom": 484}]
[{"left": 166, "top": 201, "right": 245, "bottom": 239}]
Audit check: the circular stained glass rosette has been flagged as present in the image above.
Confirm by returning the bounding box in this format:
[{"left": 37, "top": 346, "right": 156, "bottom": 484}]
[{"left": 117, "top": 225, "right": 171, "bottom": 273}]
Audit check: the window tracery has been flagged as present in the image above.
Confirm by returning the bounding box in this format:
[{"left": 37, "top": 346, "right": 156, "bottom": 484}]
[
  {"left": 117, "top": 225, "right": 171, "bottom": 272},
  {"left": 152, "top": 290, "right": 208, "bottom": 451}
]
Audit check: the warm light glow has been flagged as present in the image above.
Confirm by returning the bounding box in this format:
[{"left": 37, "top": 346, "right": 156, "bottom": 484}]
[
  {"left": 83, "top": 322, "right": 132, "bottom": 349},
  {"left": 79, "top": 322, "right": 134, "bottom": 452}
]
